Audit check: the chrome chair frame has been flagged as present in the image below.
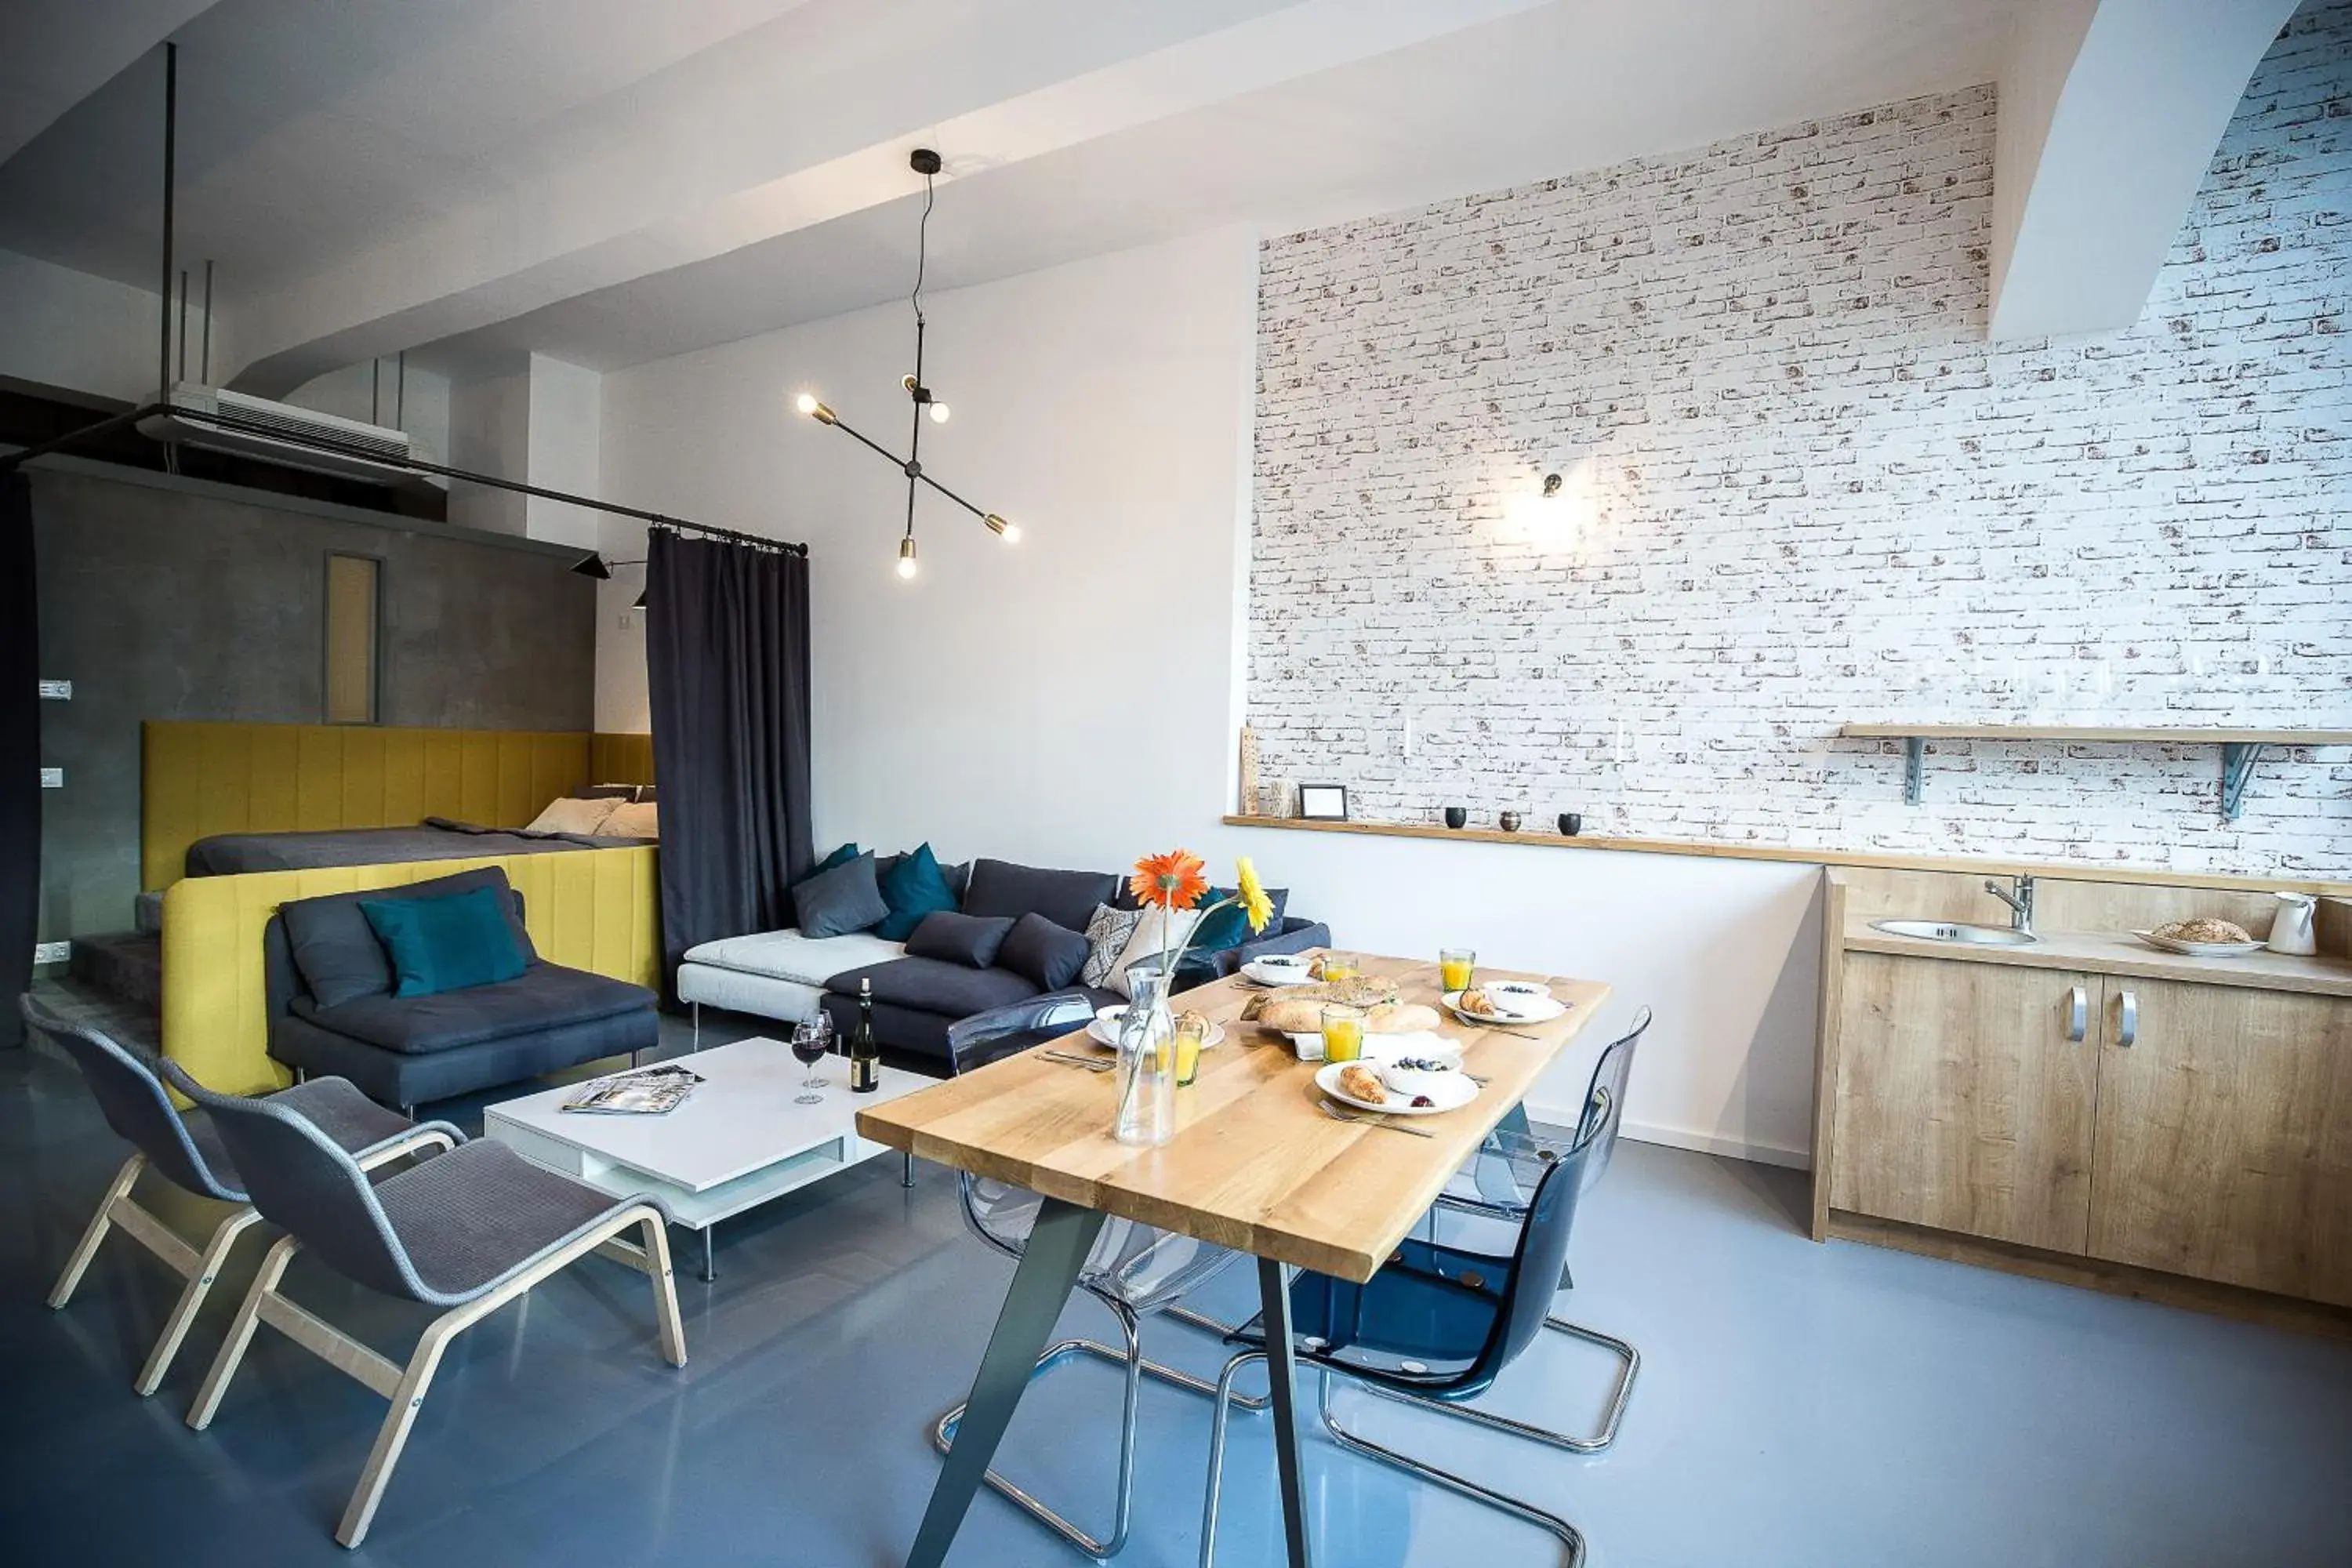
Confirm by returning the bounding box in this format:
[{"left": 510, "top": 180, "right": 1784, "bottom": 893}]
[{"left": 931, "top": 1171, "right": 1269, "bottom": 1560}]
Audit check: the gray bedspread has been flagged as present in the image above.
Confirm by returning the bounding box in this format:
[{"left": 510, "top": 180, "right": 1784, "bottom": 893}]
[{"left": 182, "top": 817, "right": 647, "bottom": 877}]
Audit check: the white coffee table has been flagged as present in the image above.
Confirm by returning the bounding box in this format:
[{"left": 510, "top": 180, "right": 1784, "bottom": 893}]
[{"left": 484, "top": 1036, "right": 928, "bottom": 1281}]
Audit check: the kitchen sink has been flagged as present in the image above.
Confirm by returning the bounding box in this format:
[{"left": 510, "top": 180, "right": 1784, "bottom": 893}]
[{"left": 1869, "top": 919, "right": 2038, "bottom": 947}]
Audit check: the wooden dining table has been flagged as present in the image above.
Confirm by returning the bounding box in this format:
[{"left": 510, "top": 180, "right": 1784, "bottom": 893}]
[{"left": 855, "top": 950, "right": 1610, "bottom": 1568}]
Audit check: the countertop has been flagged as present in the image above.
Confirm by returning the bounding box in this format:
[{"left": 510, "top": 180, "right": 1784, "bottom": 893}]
[{"left": 1844, "top": 918, "right": 2352, "bottom": 999}]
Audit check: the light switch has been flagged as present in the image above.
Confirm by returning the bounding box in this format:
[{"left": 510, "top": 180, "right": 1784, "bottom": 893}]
[
  {"left": 39, "top": 768, "right": 64, "bottom": 788},
  {"left": 37, "top": 679, "right": 71, "bottom": 700}
]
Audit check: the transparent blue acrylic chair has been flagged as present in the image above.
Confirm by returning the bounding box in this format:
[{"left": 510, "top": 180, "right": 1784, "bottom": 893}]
[
  {"left": 1199, "top": 1091, "right": 1607, "bottom": 1567},
  {"left": 1413, "top": 1005, "right": 1653, "bottom": 1454}
]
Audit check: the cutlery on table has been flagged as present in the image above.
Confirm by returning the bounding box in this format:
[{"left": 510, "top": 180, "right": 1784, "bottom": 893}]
[
  {"left": 1318, "top": 1101, "right": 1436, "bottom": 1138},
  {"left": 1040, "top": 1050, "right": 1113, "bottom": 1073}
]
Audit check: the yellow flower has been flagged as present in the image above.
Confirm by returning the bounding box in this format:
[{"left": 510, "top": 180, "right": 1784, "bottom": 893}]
[{"left": 1234, "top": 856, "right": 1274, "bottom": 934}]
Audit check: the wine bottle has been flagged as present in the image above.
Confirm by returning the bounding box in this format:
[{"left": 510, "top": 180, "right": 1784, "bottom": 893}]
[{"left": 849, "top": 978, "right": 880, "bottom": 1094}]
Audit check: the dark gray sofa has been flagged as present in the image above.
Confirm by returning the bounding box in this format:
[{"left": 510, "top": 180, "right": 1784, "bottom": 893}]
[
  {"left": 815, "top": 857, "right": 1329, "bottom": 1076},
  {"left": 264, "top": 866, "right": 658, "bottom": 1109}
]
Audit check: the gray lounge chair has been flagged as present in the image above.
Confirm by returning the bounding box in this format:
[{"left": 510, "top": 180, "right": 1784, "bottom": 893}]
[
  {"left": 180, "top": 1074, "right": 688, "bottom": 1548},
  {"left": 20, "top": 994, "right": 457, "bottom": 1397}
]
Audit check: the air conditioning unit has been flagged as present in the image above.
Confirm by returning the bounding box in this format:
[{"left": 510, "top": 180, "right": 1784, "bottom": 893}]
[{"left": 139, "top": 383, "right": 416, "bottom": 484}]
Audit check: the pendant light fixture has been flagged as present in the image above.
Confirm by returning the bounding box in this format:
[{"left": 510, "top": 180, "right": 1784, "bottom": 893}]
[{"left": 795, "top": 148, "right": 1018, "bottom": 579}]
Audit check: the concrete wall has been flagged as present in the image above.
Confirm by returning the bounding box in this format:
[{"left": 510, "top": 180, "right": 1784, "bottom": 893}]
[{"left": 31, "top": 459, "right": 597, "bottom": 942}]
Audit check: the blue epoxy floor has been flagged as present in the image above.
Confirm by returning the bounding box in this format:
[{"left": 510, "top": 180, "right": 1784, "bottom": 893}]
[{"left": 5, "top": 1010, "right": 2351, "bottom": 1567}]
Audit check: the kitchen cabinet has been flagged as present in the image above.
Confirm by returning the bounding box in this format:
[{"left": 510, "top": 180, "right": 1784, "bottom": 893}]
[
  {"left": 2087, "top": 978, "right": 2352, "bottom": 1308},
  {"left": 1831, "top": 953, "right": 2096, "bottom": 1253}
]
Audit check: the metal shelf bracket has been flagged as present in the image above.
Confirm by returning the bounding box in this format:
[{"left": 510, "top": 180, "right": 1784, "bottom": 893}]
[
  {"left": 1903, "top": 736, "right": 1926, "bottom": 806},
  {"left": 2220, "top": 742, "right": 2266, "bottom": 822}
]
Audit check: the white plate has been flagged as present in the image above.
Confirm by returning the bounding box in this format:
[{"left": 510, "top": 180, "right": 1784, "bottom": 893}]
[
  {"left": 1087, "top": 1007, "right": 1225, "bottom": 1049},
  {"left": 1316, "top": 1062, "right": 1479, "bottom": 1116},
  {"left": 1484, "top": 980, "right": 1552, "bottom": 1005},
  {"left": 2132, "top": 929, "right": 2266, "bottom": 958},
  {"left": 1240, "top": 959, "right": 1317, "bottom": 987},
  {"left": 1283, "top": 1032, "right": 1463, "bottom": 1070},
  {"left": 1443, "top": 989, "right": 1567, "bottom": 1025}
]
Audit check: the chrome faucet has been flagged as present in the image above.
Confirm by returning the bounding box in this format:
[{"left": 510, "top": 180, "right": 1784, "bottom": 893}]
[{"left": 1985, "top": 875, "right": 2035, "bottom": 935}]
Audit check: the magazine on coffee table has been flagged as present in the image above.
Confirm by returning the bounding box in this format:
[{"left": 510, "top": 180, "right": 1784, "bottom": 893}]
[{"left": 561, "top": 1063, "right": 705, "bottom": 1116}]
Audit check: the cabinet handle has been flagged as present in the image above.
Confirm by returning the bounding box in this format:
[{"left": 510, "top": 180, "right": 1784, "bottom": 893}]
[
  {"left": 2118, "top": 989, "right": 2138, "bottom": 1047},
  {"left": 2066, "top": 985, "right": 2088, "bottom": 1042}
]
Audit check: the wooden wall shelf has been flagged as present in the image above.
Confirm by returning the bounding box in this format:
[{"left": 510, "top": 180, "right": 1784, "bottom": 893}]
[{"left": 1838, "top": 724, "right": 2352, "bottom": 819}]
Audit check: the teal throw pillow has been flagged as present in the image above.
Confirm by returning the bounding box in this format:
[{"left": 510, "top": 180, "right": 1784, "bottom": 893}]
[
  {"left": 358, "top": 887, "right": 528, "bottom": 999},
  {"left": 1189, "top": 884, "right": 1291, "bottom": 955},
  {"left": 875, "top": 842, "right": 959, "bottom": 942}
]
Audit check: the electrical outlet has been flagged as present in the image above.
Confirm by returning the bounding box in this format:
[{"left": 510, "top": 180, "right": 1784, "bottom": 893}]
[
  {"left": 33, "top": 941, "right": 71, "bottom": 967},
  {"left": 37, "top": 679, "right": 71, "bottom": 700},
  {"left": 39, "top": 768, "right": 64, "bottom": 788}
]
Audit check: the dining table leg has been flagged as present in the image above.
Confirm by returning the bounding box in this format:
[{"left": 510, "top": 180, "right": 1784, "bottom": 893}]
[
  {"left": 1258, "top": 1255, "right": 1316, "bottom": 1568},
  {"left": 906, "top": 1197, "right": 1106, "bottom": 1568}
]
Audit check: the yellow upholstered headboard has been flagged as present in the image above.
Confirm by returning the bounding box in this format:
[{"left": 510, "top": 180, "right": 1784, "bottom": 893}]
[
  {"left": 141, "top": 721, "right": 656, "bottom": 891},
  {"left": 160, "top": 847, "right": 662, "bottom": 1094}
]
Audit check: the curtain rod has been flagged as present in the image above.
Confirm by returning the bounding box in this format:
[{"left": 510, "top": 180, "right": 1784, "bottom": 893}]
[{"left": 0, "top": 399, "right": 806, "bottom": 556}]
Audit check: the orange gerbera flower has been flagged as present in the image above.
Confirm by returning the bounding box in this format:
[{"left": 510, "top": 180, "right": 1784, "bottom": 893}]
[{"left": 1130, "top": 848, "right": 1208, "bottom": 911}]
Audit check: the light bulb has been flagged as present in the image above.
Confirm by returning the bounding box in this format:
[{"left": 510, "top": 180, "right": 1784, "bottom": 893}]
[
  {"left": 983, "top": 514, "right": 1019, "bottom": 544},
  {"left": 896, "top": 535, "right": 918, "bottom": 579},
  {"left": 1000, "top": 521, "right": 1021, "bottom": 543},
  {"left": 929, "top": 401, "right": 950, "bottom": 423},
  {"left": 795, "top": 393, "right": 816, "bottom": 415}
]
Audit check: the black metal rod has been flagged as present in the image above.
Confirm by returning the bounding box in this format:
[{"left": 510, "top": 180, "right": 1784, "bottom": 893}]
[
  {"left": 821, "top": 408, "right": 911, "bottom": 471},
  {"left": 177, "top": 270, "right": 189, "bottom": 383},
  {"left": 370, "top": 358, "right": 379, "bottom": 425},
  {"left": 158, "top": 43, "right": 176, "bottom": 402},
  {"left": 395, "top": 350, "right": 405, "bottom": 429},
  {"left": 0, "top": 399, "right": 806, "bottom": 556},
  {"left": 199, "top": 260, "right": 213, "bottom": 383},
  {"left": 914, "top": 467, "right": 989, "bottom": 522}
]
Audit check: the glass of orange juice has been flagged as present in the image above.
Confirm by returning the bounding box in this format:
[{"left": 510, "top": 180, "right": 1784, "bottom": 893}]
[
  {"left": 1173, "top": 1019, "right": 1206, "bottom": 1087},
  {"left": 1319, "top": 953, "right": 1358, "bottom": 983},
  {"left": 1439, "top": 947, "right": 1475, "bottom": 993},
  {"left": 1321, "top": 1005, "right": 1365, "bottom": 1063}
]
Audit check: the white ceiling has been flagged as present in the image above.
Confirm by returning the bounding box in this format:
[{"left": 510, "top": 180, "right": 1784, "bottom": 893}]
[{"left": 0, "top": 0, "right": 2020, "bottom": 392}]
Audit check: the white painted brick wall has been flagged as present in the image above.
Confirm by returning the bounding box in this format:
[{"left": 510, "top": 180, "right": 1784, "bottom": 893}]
[{"left": 1249, "top": 5, "right": 2352, "bottom": 877}]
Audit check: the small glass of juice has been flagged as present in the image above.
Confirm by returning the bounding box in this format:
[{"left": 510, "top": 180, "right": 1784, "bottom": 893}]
[
  {"left": 1439, "top": 947, "right": 1475, "bottom": 993},
  {"left": 1319, "top": 953, "right": 1358, "bottom": 983},
  {"left": 1321, "top": 1005, "right": 1365, "bottom": 1063},
  {"left": 1173, "top": 1020, "right": 1206, "bottom": 1087}
]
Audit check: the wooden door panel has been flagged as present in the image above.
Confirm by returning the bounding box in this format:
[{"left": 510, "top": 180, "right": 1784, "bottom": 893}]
[
  {"left": 1831, "top": 954, "right": 2096, "bottom": 1251},
  {"left": 2089, "top": 980, "right": 2352, "bottom": 1306}
]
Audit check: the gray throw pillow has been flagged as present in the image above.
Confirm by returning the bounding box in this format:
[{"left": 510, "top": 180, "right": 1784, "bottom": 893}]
[
  {"left": 794, "top": 851, "right": 890, "bottom": 938},
  {"left": 999, "top": 912, "right": 1089, "bottom": 991},
  {"left": 1080, "top": 903, "right": 1143, "bottom": 989},
  {"left": 906, "top": 911, "right": 1017, "bottom": 969}
]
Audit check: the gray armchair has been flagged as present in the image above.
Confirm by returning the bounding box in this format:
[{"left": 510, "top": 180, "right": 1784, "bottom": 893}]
[
  {"left": 180, "top": 1075, "right": 687, "bottom": 1548},
  {"left": 20, "top": 994, "right": 456, "bottom": 1397}
]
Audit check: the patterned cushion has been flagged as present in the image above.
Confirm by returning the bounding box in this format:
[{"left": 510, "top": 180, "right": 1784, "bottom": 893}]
[{"left": 1080, "top": 904, "right": 1142, "bottom": 989}]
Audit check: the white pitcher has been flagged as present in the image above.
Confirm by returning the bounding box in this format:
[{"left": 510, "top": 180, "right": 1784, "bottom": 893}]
[{"left": 2267, "top": 892, "right": 2318, "bottom": 956}]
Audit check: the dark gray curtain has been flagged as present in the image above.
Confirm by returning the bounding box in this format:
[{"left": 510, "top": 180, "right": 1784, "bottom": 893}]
[
  {"left": 2, "top": 476, "right": 39, "bottom": 1046},
  {"left": 644, "top": 529, "right": 813, "bottom": 1002}
]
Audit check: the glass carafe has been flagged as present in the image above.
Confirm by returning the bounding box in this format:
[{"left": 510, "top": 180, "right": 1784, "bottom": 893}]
[{"left": 1113, "top": 964, "right": 1175, "bottom": 1146}]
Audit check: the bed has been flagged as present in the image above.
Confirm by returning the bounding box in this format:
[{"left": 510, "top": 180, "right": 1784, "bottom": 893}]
[{"left": 144, "top": 720, "right": 662, "bottom": 1094}]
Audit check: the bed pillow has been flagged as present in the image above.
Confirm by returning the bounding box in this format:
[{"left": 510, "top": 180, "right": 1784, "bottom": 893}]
[
  {"left": 283, "top": 866, "right": 534, "bottom": 1007},
  {"left": 358, "top": 887, "right": 528, "bottom": 998},
  {"left": 1106, "top": 907, "right": 1203, "bottom": 1001},
  {"left": 1080, "top": 904, "right": 1143, "bottom": 989},
  {"left": 874, "top": 842, "right": 960, "bottom": 941},
  {"left": 794, "top": 851, "right": 889, "bottom": 938},
  {"left": 527, "top": 795, "right": 620, "bottom": 835},
  {"left": 905, "top": 911, "right": 1016, "bottom": 969},
  {"left": 602, "top": 800, "right": 659, "bottom": 839},
  {"left": 999, "top": 912, "right": 1089, "bottom": 991}
]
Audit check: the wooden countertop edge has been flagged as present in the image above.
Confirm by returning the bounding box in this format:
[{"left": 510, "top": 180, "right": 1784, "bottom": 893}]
[
  {"left": 1838, "top": 724, "right": 2352, "bottom": 745},
  {"left": 1222, "top": 815, "right": 2352, "bottom": 898},
  {"left": 1842, "top": 923, "right": 2352, "bottom": 998}
]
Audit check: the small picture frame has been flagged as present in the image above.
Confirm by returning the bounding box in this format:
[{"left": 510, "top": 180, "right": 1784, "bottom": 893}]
[{"left": 1296, "top": 783, "right": 1349, "bottom": 821}]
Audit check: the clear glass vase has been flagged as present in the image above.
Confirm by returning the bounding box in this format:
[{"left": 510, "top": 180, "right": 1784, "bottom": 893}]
[{"left": 1113, "top": 964, "right": 1176, "bottom": 1147}]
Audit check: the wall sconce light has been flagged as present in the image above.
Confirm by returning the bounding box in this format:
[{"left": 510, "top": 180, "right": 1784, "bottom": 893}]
[{"left": 1541, "top": 472, "right": 1563, "bottom": 499}]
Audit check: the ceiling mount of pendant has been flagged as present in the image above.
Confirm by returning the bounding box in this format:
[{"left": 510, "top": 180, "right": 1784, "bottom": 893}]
[{"left": 909, "top": 147, "right": 942, "bottom": 176}]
